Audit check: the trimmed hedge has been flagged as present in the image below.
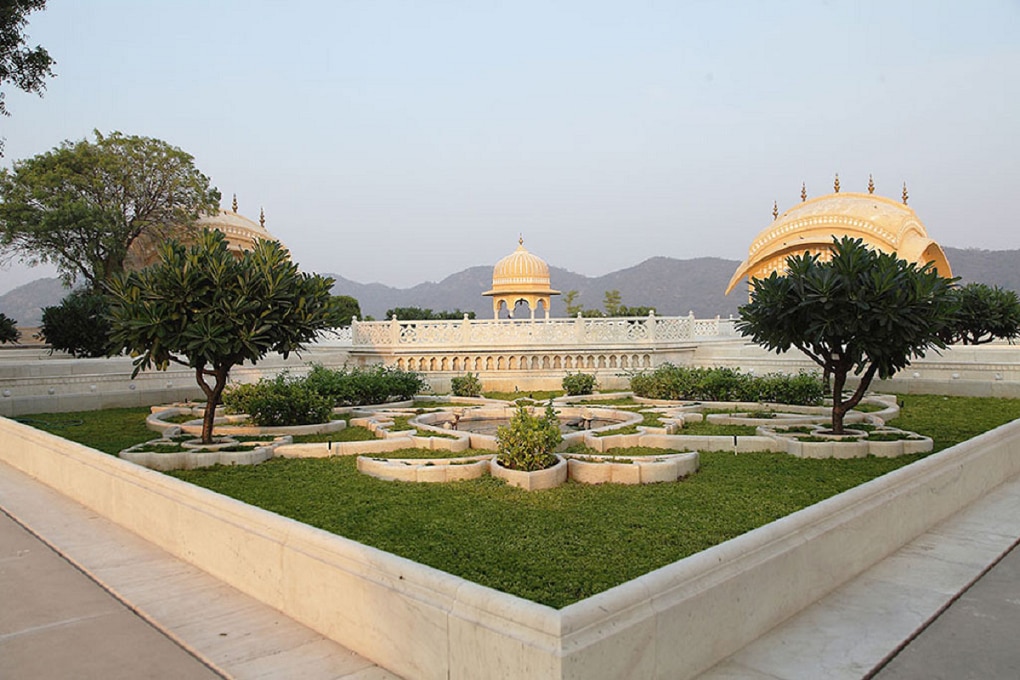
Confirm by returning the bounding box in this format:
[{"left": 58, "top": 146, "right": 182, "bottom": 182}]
[
  {"left": 303, "top": 364, "right": 425, "bottom": 406},
  {"left": 630, "top": 364, "right": 824, "bottom": 405}
]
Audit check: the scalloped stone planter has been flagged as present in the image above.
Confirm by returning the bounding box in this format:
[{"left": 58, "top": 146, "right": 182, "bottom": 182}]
[
  {"left": 489, "top": 455, "right": 568, "bottom": 491},
  {"left": 357, "top": 455, "right": 492, "bottom": 483},
  {"left": 120, "top": 444, "right": 274, "bottom": 471},
  {"left": 565, "top": 452, "right": 699, "bottom": 485}
]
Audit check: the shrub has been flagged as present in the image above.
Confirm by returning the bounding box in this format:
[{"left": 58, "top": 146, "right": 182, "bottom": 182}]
[
  {"left": 0, "top": 313, "right": 18, "bottom": 344},
  {"left": 496, "top": 403, "right": 562, "bottom": 472},
  {"left": 304, "top": 364, "right": 425, "bottom": 406},
  {"left": 451, "top": 372, "right": 482, "bottom": 397},
  {"left": 562, "top": 372, "right": 597, "bottom": 396},
  {"left": 38, "top": 289, "right": 112, "bottom": 358},
  {"left": 223, "top": 375, "right": 332, "bottom": 426},
  {"left": 630, "top": 364, "right": 823, "bottom": 405}
]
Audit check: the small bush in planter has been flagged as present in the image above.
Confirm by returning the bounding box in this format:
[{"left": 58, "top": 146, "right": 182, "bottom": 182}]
[
  {"left": 223, "top": 375, "right": 332, "bottom": 426},
  {"left": 451, "top": 372, "right": 482, "bottom": 397},
  {"left": 562, "top": 372, "right": 597, "bottom": 396},
  {"left": 496, "top": 403, "right": 563, "bottom": 472}
]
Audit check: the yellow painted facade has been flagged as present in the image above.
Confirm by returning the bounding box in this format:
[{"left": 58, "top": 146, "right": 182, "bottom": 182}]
[{"left": 726, "top": 191, "right": 951, "bottom": 295}]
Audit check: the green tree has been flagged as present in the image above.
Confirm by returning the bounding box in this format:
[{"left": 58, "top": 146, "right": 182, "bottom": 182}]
[
  {"left": 0, "top": 312, "right": 19, "bottom": 343},
  {"left": 38, "top": 289, "right": 110, "bottom": 357},
  {"left": 944, "top": 283, "right": 1020, "bottom": 345},
  {"left": 106, "top": 230, "right": 342, "bottom": 444},
  {"left": 735, "top": 237, "right": 958, "bottom": 433},
  {"left": 385, "top": 306, "right": 475, "bottom": 320},
  {"left": 0, "top": 130, "right": 220, "bottom": 289},
  {"left": 602, "top": 289, "right": 623, "bottom": 316},
  {"left": 0, "top": 1, "right": 56, "bottom": 155},
  {"left": 563, "top": 290, "right": 583, "bottom": 316},
  {"left": 333, "top": 295, "right": 361, "bottom": 326}
]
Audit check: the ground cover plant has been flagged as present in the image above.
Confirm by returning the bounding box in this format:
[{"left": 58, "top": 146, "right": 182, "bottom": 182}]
[
  {"left": 630, "top": 365, "right": 824, "bottom": 405},
  {"left": 483, "top": 390, "right": 564, "bottom": 402},
  {"left": 19, "top": 395, "right": 1020, "bottom": 608}
]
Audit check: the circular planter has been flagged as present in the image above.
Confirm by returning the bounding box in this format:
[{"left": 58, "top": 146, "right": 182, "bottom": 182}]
[{"left": 489, "top": 455, "right": 568, "bottom": 491}]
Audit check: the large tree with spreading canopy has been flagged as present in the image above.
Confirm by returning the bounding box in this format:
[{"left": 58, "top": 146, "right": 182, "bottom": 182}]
[
  {"left": 735, "top": 237, "right": 958, "bottom": 433},
  {"left": 106, "top": 230, "right": 343, "bottom": 444}
]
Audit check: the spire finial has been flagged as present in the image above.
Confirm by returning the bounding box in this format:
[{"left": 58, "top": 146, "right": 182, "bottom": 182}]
[
  {"left": 259, "top": 206, "right": 265, "bottom": 228},
  {"left": 232, "top": 193, "right": 238, "bottom": 213},
  {"left": 801, "top": 182, "right": 807, "bottom": 202},
  {"left": 902, "top": 182, "right": 909, "bottom": 205},
  {"left": 868, "top": 174, "right": 875, "bottom": 194},
  {"left": 518, "top": 234, "right": 524, "bottom": 246},
  {"left": 772, "top": 200, "right": 778, "bottom": 220},
  {"left": 834, "top": 173, "right": 840, "bottom": 193}
]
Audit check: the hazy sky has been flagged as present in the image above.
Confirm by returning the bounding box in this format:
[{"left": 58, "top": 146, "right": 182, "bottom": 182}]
[{"left": 1, "top": 1, "right": 1018, "bottom": 294}]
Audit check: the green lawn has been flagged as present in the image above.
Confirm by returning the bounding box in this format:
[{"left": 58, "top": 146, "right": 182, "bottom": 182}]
[{"left": 16, "top": 394, "right": 1020, "bottom": 608}]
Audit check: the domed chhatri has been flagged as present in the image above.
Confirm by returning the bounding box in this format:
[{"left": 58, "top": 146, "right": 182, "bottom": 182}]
[
  {"left": 725, "top": 185, "right": 952, "bottom": 295},
  {"left": 124, "top": 195, "right": 280, "bottom": 270},
  {"left": 483, "top": 238, "right": 560, "bottom": 319}
]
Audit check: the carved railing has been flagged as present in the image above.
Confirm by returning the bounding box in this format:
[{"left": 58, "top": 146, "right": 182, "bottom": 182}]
[{"left": 350, "top": 314, "right": 739, "bottom": 349}]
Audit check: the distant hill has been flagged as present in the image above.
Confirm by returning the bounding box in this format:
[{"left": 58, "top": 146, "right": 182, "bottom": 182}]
[{"left": 4, "top": 247, "right": 1020, "bottom": 327}]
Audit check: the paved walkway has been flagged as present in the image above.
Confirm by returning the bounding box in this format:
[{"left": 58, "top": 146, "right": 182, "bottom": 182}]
[{"left": 2, "top": 455, "right": 1019, "bottom": 680}]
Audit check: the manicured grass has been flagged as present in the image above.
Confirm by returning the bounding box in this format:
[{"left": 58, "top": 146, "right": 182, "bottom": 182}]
[
  {"left": 14, "top": 407, "right": 154, "bottom": 454},
  {"left": 168, "top": 451, "right": 921, "bottom": 608},
  {"left": 290, "top": 426, "right": 376, "bottom": 444},
  {"left": 886, "top": 394, "right": 1020, "bottom": 452},
  {"left": 483, "top": 390, "right": 564, "bottom": 402}
]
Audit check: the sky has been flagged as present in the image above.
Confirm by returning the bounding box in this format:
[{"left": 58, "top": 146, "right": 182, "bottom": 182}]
[{"left": 1, "top": 0, "right": 1018, "bottom": 294}]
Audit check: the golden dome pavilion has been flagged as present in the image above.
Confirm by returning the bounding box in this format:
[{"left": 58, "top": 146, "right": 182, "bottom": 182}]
[
  {"left": 125, "top": 195, "right": 279, "bottom": 271},
  {"left": 483, "top": 238, "right": 560, "bottom": 319},
  {"left": 725, "top": 179, "right": 952, "bottom": 295}
]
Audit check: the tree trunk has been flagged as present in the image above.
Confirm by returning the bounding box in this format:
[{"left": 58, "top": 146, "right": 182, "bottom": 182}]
[
  {"left": 830, "top": 367, "right": 848, "bottom": 434},
  {"left": 196, "top": 365, "right": 230, "bottom": 445}
]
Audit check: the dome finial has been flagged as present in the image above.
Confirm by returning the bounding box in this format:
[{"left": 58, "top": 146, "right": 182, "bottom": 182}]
[
  {"left": 801, "top": 182, "right": 807, "bottom": 202},
  {"left": 868, "top": 174, "right": 875, "bottom": 194},
  {"left": 772, "top": 200, "right": 778, "bottom": 220},
  {"left": 259, "top": 206, "right": 265, "bottom": 228},
  {"left": 519, "top": 234, "right": 524, "bottom": 246},
  {"left": 902, "top": 182, "right": 909, "bottom": 205},
  {"left": 833, "top": 173, "right": 840, "bottom": 193},
  {"left": 232, "top": 193, "right": 238, "bottom": 213}
]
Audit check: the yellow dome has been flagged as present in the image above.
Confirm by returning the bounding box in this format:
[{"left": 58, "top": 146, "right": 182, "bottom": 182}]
[
  {"left": 483, "top": 239, "right": 559, "bottom": 318},
  {"left": 125, "top": 204, "right": 281, "bottom": 271},
  {"left": 726, "top": 191, "right": 952, "bottom": 295}
]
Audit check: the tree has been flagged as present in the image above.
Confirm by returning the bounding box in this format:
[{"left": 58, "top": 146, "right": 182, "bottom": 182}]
[
  {"left": 943, "top": 283, "right": 1020, "bottom": 345},
  {"left": 0, "top": 312, "right": 19, "bottom": 343},
  {"left": 0, "top": 130, "right": 220, "bottom": 290},
  {"left": 602, "top": 289, "right": 623, "bottom": 316},
  {"left": 0, "top": 1, "right": 56, "bottom": 156},
  {"left": 563, "top": 290, "right": 583, "bottom": 316},
  {"left": 38, "top": 289, "right": 110, "bottom": 357},
  {"left": 333, "top": 295, "right": 361, "bottom": 326},
  {"left": 384, "top": 306, "right": 475, "bottom": 320},
  {"left": 735, "top": 237, "right": 958, "bottom": 433},
  {"left": 106, "top": 230, "right": 343, "bottom": 444}
]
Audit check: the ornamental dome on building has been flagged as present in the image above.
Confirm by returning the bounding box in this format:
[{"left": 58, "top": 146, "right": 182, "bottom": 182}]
[
  {"left": 124, "top": 195, "right": 280, "bottom": 271},
  {"left": 725, "top": 177, "right": 952, "bottom": 295},
  {"left": 483, "top": 238, "right": 560, "bottom": 318}
]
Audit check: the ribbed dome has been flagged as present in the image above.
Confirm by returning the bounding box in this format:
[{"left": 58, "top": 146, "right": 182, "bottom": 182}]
[
  {"left": 489, "top": 240, "right": 553, "bottom": 291},
  {"left": 483, "top": 239, "right": 559, "bottom": 318},
  {"left": 726, "top": 191, "right": 952, "bottom": 295},
  {"left": 124, "top": 204, "right": 281, "bottom": 271}
]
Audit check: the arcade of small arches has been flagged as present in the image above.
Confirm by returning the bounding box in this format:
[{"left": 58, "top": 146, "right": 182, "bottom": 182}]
[{"left": 392, "top": 351, "right": 653, "bottom": 373}]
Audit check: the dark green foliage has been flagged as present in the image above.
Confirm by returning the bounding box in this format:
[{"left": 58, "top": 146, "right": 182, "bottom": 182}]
[
  {"left": 303, "top": 364, "right": 425, "bottom": 406},
  {"left": 562, "top": 372, "right": 598, "bottom": 396},
  {"left": 736, "top": 237, "right": 958, "bottom": 432},
  {"left": 37, "top": 289, "right": 110, "bottom": 357},
  {"left": 385, "top": 307, "right": 475, "bottom": 320},
  {"left": 0, "top": 130, "right": 220, "bottom": 289},
  {"left": 943, "top": 283, "right": 1020, "bottom": 345},
  {"left": 222, "top": 374, "right": 333, "bottom": 427},
  {"left": 630, "top": 364, "right": 824, "bottom": 405},
  {"left": 332, "top": 295, "right": 361, "bottom": 326},
  {"left": 106, "top": 230, "right": 341, "bottom": 443},
  {"left": 495, "top": 403, "right": 562, "bottom": 471},
  {"left": 450, "top": 372, "right": 482, "bottom": 397},
  {"left": 0, "top": 312, "right": 19, "bottom": 343},
  {"left": 0, "top": 1, "right": 55, "bottom": 155}
]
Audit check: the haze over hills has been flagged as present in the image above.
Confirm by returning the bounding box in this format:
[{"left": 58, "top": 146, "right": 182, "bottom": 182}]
[{"left": 2, "top": 246, "right": 1018, "bottom": 327}]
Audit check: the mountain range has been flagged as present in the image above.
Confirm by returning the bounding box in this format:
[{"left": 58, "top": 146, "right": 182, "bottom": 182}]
[{"left": 3, "top": 246, "right": 1018, "bottom": 327}]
